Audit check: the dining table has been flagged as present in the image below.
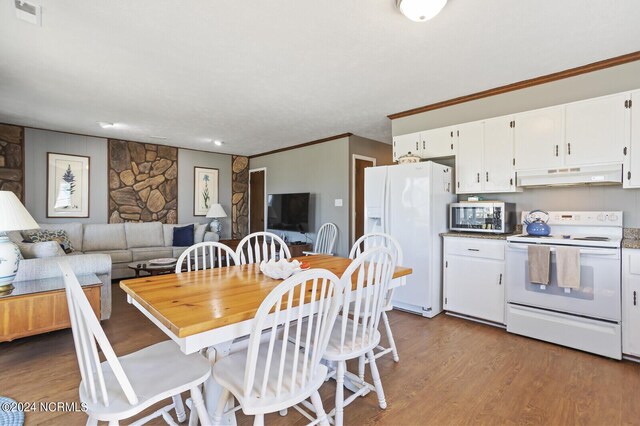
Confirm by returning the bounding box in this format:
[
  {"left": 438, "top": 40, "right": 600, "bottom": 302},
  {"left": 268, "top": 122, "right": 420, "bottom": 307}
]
[{"left": 120, "top": 254, "right": 412, "bottom": 424}]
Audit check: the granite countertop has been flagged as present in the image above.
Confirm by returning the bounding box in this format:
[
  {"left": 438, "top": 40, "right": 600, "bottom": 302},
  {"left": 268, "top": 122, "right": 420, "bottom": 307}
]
[
  {"left": 623, "top": 228, "right": 640, "bottom": 249},
  {"left": 440, "top": 225, "right": 522, "bottom": 241}
]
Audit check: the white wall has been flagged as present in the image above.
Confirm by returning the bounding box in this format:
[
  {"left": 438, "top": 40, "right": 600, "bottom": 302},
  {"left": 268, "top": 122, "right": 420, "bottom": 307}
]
[{"left": 250, "top": 137, "right": 350, "bottom": 256}]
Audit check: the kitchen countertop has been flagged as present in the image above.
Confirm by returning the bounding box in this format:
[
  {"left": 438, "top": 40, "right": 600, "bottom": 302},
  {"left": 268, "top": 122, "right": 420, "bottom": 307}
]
[
  {"left": 440, "top": 226, "right": 522, "bottom": 241},
  {"left": 623, "top": 228, "right": 640, "bottom": 249}
]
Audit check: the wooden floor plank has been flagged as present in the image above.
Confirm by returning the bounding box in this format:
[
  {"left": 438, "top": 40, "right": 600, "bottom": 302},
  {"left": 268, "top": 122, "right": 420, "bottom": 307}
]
[{"left": 0, "top": 283, "right": 639, "bottom": 425}]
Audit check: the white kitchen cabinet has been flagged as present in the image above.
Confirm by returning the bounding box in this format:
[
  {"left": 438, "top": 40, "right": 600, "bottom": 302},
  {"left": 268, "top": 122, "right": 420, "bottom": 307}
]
[
  {"left": 483, "top": 115, "right": 516, "bottom": 192},
  {"left": 455, "top": 122, "right": 483, "bottom": 193},
  {"left": 622, "top": 249, "right": 640, "bottom": 357},
  {"left": 443, "top": 237, "right": 505, "bottom": 324},
  {"left": 392, "top": 131, "right": 421, "bottom": 161},
  {"left": 455, "top": 116, "right": 516, "bottom": 194},
  {"left": 421, "top": 126, "right": 456, "bottom": 159},
  {"left": 514, "top": 105, "right": 565, "bottom": 171},
  {"left": 624, "top": 90, "right": 640, "bottom": 188},
  {"left": 565, "top": 93, "right": 627, "bottom": 166}
]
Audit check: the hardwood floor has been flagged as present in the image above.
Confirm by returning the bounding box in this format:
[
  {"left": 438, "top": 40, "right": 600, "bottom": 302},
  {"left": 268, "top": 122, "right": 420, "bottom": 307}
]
[{"left": 1, "top": 283, "right": 639, "bottom": 425}]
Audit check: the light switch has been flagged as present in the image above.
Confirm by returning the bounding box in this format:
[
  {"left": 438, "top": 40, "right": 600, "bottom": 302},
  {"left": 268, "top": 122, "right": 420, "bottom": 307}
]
[{"left": 334, "top": 199, "right": 343, "bottom": 207}]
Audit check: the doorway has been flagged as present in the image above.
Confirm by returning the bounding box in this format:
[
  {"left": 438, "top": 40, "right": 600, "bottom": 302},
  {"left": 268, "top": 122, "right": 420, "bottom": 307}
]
[
  {"left": 351, "top": 155, "right": 376, "bottom": 246},
  {"left": 249, "top": 168, "right": 266, "bottom": 233}
]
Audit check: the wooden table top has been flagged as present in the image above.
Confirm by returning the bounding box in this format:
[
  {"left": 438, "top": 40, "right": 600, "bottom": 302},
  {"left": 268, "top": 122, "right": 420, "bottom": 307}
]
[{"left": 120, "top": 255, "right": 412, "bottom": 338}]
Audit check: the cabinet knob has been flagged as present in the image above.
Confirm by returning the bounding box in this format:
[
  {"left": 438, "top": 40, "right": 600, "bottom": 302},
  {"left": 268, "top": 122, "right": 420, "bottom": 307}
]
[
  {"left": 423, "top": 140, "right": 426, "bottom": 150},
  {"left": 634, "top": 290, "right": 637, "bottom": 306},
  {"left": 499, "top": 273, "right": 503, "bottom": 285},
  {"left": 486, "top": 172, "right": 489, "bottom": 182},
  {"left": 568, "top": 142, "right": 571, "bottom": 155},
  {"left": 555, "top": 145, "right": 559, "bottom": 157},
  {"left": 477, "top": 173, "right": 480, "bottom": 183},
  {"left": 416, "top": 142, "right": 419, "bottom": 150}
]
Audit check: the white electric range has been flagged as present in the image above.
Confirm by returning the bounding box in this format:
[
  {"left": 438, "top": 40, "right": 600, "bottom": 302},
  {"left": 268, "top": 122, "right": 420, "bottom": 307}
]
[{"left": 505, "top": 211, "right": 623, "bottom": 359}]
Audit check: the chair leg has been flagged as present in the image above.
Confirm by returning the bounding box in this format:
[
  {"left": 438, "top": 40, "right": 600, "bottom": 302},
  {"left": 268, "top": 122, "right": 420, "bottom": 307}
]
[
  {"left": 190, "top": 385, "right": 211, "bottom": 425},
  {"left": 382, "top": 311, "right": 399, "bottom": 362},
  {"left": 173, "top": 394, "right": 187, "bottom": 422},
  {"left": 310, "top": 390, "right": 329, "bottom": 426},
  {"left": 212, "top": 388, "right": 230, "bottom": 425},
  {"left": 253, "top": 414, "right": 264, "bottom": 426},
  {"left": 85, "top": 417, "right": 98, "bottom": 426},
  {"left": 335, "top": 360, "right": 345, "bottom": 426},
  {"left": 358, "top": 355, "right": 366, "bottom": 382},
  {"left": 367, "top": 350, "right": 387, "bottom": 409},
  {"left": 279, "top": 409, "right": 288, "bottom": 416}
]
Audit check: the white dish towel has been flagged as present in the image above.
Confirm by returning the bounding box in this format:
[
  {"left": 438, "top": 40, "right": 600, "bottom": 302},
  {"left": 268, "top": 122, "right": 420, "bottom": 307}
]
[{"left": 556, "top": 246, "right": 581, "bottom": 289}]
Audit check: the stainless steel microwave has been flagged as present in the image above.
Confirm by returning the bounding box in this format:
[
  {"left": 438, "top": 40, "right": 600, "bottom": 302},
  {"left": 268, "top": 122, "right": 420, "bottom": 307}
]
[{"left": 449, "top": 202, "right": 516, "bottom": 234}]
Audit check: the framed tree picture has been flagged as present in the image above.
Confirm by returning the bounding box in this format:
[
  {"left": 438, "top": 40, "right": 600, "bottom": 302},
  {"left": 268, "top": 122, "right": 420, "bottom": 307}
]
[
  {"left": 194, "top": 166, "right": 219, "bottom": 216},
  {"left": 47, "top": 152, "right": 90, "bottom": 218}
]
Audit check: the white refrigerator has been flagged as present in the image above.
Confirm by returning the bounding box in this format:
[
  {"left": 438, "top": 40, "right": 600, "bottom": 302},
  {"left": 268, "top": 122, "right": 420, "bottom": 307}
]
[{"left": 364, "top": 161, "right": 455, "bottom": 318}]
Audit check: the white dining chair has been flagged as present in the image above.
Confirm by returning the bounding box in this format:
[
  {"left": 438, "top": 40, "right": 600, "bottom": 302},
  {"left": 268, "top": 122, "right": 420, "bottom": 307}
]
[
  {"left": 211, "top": 269, "right": 344, "bottom": 426},
  {"left": 303, "top": 223, "right": 338, "bottom": 256},
  {"left": 58, "top": 260, "right": 212, "bottom": 426},
  {"left": 294, "top": 247, "right": 396, "bottom": 426},
  {"left": 175, "top": 241, "right": 239, "bottom": 273},
  {"left": 235, "top": 231, "right": 291, "bottom": 264},
  {"left": 349, "top": 233, "right": 404, "bottom": 375}
]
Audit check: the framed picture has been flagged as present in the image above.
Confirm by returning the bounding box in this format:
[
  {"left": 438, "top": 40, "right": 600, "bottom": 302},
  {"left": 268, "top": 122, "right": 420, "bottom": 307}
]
[
  {"left": 47, "top": 152, "right": 90, "bottom": 218},
  {"left": 194, "top": 166, "right": 219, "bottom": 216}
]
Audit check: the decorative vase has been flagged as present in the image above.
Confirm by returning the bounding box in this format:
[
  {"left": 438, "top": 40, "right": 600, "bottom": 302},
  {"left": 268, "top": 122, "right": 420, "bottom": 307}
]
[{"left": 0, "top": 234, "right": 21, "bottom": 290}]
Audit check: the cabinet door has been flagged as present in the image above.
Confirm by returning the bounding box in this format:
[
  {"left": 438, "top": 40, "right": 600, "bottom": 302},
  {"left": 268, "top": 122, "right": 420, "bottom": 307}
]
[
  {"left": 565, "top": 93, "right": 627, "bottom": 166},
  {"left": 623, "top": 250, "right": 640, "bottom": 357},
  {"left": 483, "top": 115, "right": 515, "bottom": 192},
  {"left": 455, "top": 122, "right": 484, "bottom": 194},
  {"left": 514, "top": 106, "right": 564, "bottom": 171},
  {"left": 444, "top": 254, "right": 505, "bottom": 324},
  {"left": 392, "top": 132, "right": 421, "bottom": 161},
  {"left": 624, "top": 90, "right": 639, "bottom": 188},
  {"left": 421, "top": 127, "right": 456, "bottom": 159}
]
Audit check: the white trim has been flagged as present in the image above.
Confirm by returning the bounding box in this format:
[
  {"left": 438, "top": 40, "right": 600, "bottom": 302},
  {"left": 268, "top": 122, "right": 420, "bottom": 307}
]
[
  {"left": 351, "top": 155, "right": 376, "bottom": 246},
  {"left": 249, "top": 168, "right": 268, "bottom": 233}
]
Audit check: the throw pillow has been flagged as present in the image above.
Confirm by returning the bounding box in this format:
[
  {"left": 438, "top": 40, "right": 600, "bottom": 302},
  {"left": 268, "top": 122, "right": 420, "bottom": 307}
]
[
  {"left": 194, "top": 223, "right": 207, "bottom": 243},
  {"left": 24, "top": 229, "right": 75, "bottom": 254},
  {"left": 173, "top": 224, "right": 194, "bottom": 247},
  {"left": 16, "top": 241, "right": 66, "bottom": 259}
]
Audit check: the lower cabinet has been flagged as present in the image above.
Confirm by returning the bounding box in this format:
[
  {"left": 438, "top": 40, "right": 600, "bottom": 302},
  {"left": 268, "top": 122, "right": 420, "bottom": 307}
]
[
  {"left": 443, "top": 237, "right": 505, "bottom": 324},
  {"left": 622, "top": 249, "right": 640, "bottom": 357}
]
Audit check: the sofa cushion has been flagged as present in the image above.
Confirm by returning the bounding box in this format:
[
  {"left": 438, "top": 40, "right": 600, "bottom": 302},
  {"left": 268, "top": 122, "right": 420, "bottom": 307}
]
[
  {"left": 24, "top": 229, "right": 75, "bottom": 253},
  {"left": 162, "top": 223, "right": 208, "bottom": 246},
  {"left": 32, "top": 223, "right": 84, "bottom": 252},
  {"left": 83, "top": 224, "right": 127, "bottom": 251},
  {"left": 86, "top": 249, "right": 132, "bottom": 263},
  {"left": 129, "top": 247, "right": 174, "bottom": 262},
  {"left": 172, "top": 247, "right": 188, "bottom": 258},
  {"left": 172, "top": 224, "right": 194, "bottom": 247},
  {"left": 194, "top": 223, "right": 207, "bottom": 243},
  {"left": 15, "top": 241, "right": 66, "bottom": 259},
  {"left": 125, "top": 222, "right": 164, "bottom": 248}
]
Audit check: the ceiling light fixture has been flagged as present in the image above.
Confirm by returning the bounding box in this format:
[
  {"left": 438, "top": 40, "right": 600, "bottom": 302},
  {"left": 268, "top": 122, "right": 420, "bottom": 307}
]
[
  {"left": 213, "top": 140, "right": 223, "bottom": 146},
  {"left": 397, "top": 0, "right": 447, "bottom": 22},
  {"left": 98, "top": 121, "right": 115, "bottom": 128}
]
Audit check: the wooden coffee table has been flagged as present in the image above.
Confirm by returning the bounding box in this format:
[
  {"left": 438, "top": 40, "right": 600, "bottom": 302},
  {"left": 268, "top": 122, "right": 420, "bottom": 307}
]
[{"left": 127, "top": 261, "right": 177, "bottom": 277}]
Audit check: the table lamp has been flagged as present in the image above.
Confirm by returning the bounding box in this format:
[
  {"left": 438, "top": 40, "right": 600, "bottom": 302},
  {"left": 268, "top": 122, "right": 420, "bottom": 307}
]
[
  {"left": 0, "top": 191, "right": 39, "bottom": 291},
  {"left": 206, "top": 203, "right": 227, "bottom": 234}
]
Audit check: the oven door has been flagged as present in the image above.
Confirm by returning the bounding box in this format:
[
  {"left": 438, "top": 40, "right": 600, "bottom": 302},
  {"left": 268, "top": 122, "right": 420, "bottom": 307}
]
[{"left": 506, "top": 243, "right": 621, "bottom": 321}]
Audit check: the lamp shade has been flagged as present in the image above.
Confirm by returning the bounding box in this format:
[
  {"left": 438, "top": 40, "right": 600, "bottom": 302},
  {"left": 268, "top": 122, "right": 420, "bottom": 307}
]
[
  {"left": 0, "top": 191, "right": 39, "bottom": 232},
  {"left": 398, "top": 0, "right": 447, "bottom": 22},
  {"left": 206, "top": 203, "right": 227, "bottom": 218}
]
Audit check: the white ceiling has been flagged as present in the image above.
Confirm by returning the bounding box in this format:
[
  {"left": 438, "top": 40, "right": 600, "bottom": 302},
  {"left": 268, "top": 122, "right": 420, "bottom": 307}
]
[{"left": 1, "top": 1, "right": 640, "bottom": 156}]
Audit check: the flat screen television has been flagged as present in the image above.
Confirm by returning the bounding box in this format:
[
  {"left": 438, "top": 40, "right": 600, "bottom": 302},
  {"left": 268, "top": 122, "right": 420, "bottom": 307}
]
[{"left": 267, "top": 193, "right": 310, "bottom": 233}]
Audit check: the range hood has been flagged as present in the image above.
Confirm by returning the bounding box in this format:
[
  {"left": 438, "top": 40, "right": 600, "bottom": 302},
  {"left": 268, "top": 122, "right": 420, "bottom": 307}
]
[{"left": 517, "top": 164, "right": 623, "bottom": 187}]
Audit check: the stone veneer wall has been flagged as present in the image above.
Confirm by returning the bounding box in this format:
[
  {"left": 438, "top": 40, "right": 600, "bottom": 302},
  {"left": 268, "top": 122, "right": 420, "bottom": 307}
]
[
  {"left": 0, "top": 123, "right": 24, "bottom": 201},
  {"left": 108, "top": 140, "right": 178, "bottom": 223},
  {"left": 231, "top": 155, "right": 249, "bottom": 238}
]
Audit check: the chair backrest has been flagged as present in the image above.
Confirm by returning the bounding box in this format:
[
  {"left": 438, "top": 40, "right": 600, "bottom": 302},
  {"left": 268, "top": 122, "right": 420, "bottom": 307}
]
[
  {"left": 313, "top": 223, "right": 338, "bottom": 255},
  {"left": 243, "top": 269, "right": 343, "bottom": 400},
  {"left": 236, "top": 232, "right": 291, "bottom": 265},
  {"left": 58, "top": 260, "right": 138, "bottom": 407},
  {"left": 337, "top": 247, "right": 396, "bottom": 354},
  {"left": 175, "top": 242, "right": 239, "bottom": 273}
]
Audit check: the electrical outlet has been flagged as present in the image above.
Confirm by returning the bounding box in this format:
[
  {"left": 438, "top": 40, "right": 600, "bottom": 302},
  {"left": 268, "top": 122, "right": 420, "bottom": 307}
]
[{"left": 334, "top": 199, "right": 343, "bottom": 207}]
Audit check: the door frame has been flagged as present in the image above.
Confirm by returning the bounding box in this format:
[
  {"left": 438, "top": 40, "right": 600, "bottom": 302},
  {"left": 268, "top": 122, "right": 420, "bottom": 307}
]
[
  {"left": 248, "top": 167, "right": 268, "bottom": 233},
  {"left": 351, "top": 155, "right": 376, "bottom": 246}
]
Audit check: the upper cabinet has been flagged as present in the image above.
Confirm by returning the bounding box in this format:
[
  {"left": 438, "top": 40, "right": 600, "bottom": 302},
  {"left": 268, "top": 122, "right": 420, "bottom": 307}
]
[
  {"left": 624, "top": 90, "right": 639, "bottom": 188},
  {"left": 513, "top": 106, "right": 565, "bottom": 171},
  {"left": 455, "top": 116, "right": 517, "bottom": 194},
  {"left": 392, "top": 131, "right": 421, "bottom": 162},
  {"left": 565, "top": 93, "right": 627, "bottom": 167},
  {"left": 421, "top": 127, "right": 456, "bottom": 158}
]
